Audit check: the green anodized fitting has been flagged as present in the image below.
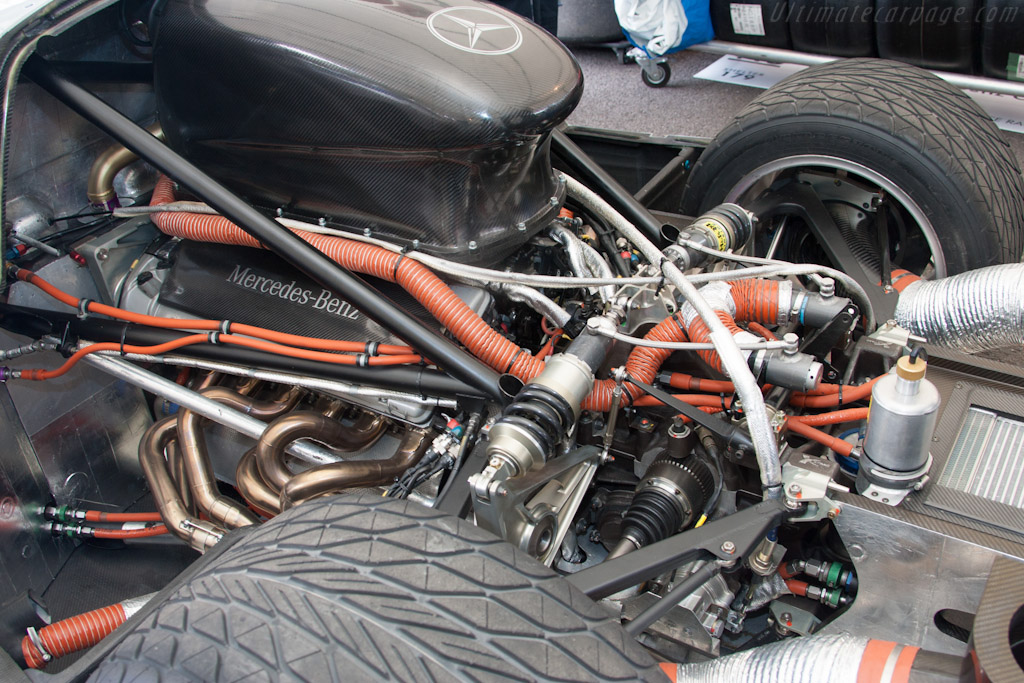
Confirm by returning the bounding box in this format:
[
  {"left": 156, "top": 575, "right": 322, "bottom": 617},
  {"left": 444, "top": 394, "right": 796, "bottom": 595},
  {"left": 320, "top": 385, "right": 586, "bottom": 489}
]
[{"left": 825, "top": 561, "right": 844, "bottom": 589}]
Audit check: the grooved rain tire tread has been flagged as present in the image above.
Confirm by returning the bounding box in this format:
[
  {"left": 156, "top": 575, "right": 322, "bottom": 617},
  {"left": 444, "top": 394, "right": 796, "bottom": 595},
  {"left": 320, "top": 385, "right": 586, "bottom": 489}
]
[
  {"left": 88, "top": 493, "right": 660, "bottom": 682},
  {"left": 682, "top": 59, "right": 1024, "bottom": 271}
]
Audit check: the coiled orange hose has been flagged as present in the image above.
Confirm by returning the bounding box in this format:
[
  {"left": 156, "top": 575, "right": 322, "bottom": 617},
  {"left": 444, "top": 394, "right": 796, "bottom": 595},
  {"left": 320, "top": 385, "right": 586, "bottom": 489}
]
[
  {"left": 150, "top": 177, "right": 728, "bottom": 410},
  {"left": 22, "top": 603, "right": 127, "bottom": 669}
]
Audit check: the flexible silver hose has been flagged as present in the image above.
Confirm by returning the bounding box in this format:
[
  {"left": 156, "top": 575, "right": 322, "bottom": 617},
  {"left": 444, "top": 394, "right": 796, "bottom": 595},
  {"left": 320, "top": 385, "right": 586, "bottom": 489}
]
[
  {"left": 561, "top": 173, "right": 783, "bottom": 497},
  {"left": 493, "top": 283, "right": 571, "bottom": 327},
  {"left": 894, "top": 263, "right": 1024, "bottom": 352},
  {"left": 582, "top": 240, "right": 617, "bottom": 301},
  {"left": 672, "top": 634, "right": 870, "bottom": 683},
  {"left": 114, "top": 201, "right": 218, "bottom": 216}
]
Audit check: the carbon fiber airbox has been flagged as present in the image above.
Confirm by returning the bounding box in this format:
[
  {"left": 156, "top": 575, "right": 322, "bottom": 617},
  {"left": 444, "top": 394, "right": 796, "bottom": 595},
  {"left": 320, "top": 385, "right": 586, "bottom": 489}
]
[{"left": 152, "top": 0, "right": 583, "bottom": 264}]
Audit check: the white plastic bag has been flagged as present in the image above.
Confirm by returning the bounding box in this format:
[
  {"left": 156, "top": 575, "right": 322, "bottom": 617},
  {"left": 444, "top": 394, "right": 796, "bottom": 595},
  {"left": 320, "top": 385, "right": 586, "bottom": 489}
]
[{"left": 614, "top": 0, "right": 688, "bottom": 56}]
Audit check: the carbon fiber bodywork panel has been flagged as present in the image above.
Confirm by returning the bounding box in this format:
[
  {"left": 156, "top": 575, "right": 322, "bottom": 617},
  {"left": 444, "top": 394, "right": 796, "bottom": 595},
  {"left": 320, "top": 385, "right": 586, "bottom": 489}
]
[
  {"left": 151, "top": 0, "right": 583, "bottom": 264},
  {"left": 973, "top": 557, "right": 1024, "bottom": 683}
]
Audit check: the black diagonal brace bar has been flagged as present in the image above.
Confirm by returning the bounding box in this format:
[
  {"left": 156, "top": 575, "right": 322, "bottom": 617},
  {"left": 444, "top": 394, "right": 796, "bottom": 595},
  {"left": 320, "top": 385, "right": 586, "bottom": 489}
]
[
  {"left": 568, "top": 498, "right": 785, "bottom": 599},
  {"left": 625, "top": 373, "right": 753, "bottom": 452},
  {"left": 23, "top": 56, "right": 502, "bottom": 402},
  {"left": 552, "top": 129, "right": 666, "bottom": 244}
]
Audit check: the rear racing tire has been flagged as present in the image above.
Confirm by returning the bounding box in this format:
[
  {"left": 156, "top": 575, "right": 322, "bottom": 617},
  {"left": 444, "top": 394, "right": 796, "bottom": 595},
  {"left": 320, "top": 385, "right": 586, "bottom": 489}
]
[
  {"left": 89, "top": 493, "right": 662, "bottom": 682},
  {"left": 682, "top": 59, "right": 1024, "bottom": 278}
]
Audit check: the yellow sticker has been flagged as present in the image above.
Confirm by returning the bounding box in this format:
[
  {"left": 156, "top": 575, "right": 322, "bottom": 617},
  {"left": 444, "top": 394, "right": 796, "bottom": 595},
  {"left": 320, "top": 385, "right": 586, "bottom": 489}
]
[{"left": 704, "top": 220, "right": 728, "bottom": 251}]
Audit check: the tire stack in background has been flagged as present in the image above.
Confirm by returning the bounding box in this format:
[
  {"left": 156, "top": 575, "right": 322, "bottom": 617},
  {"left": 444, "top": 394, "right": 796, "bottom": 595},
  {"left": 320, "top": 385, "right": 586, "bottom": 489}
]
[
  {"left": 982, "top": 0, "right": 1024, "bottom": 79},
  {"left": 875, "top": 0, "right": 976, "bottom": 72},
  {"left": 710, "top": 0, "right": 791, "bottom": 47},
  {"left": 789, "top": 0, "right": 876, "bottom": 57},
  {"left": 707, "top": 0, "right": 1024, "bottom": 80}
]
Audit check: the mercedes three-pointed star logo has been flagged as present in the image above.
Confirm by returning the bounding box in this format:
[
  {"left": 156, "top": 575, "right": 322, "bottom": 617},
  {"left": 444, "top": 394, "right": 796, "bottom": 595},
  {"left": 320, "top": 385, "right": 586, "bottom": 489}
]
[{"left": 427, "top": 7, "right": 523, "bottom": 56}]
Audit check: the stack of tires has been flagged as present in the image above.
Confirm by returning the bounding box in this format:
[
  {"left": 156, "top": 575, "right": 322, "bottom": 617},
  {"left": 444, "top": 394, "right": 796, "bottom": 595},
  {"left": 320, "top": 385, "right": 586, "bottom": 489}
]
[{"left": 708, "top": 0, "right": 1024, "bottom": 79}]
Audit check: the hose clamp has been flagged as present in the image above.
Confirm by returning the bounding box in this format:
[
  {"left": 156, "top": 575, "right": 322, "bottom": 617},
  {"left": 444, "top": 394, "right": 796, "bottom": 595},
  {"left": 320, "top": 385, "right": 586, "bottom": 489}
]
[
  {"left": 26, "top": 626, "right": 52, "bottom": 662},
  {"left": 77, "top": 299, "right": 93, "bottom": 320},
  {"left": 776, "top": 281, "right": 794, "bottom": 325}
]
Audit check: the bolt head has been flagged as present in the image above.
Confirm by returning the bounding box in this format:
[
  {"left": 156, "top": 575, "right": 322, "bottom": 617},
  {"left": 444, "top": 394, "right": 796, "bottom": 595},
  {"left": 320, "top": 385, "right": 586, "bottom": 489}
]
[
  {"left": 721, "top": 541, "right": 736, "bottom": 555},
  {"left": 468, "top": 240, "right": 478, "bottom": 250},
  {"left": 827, "top": 507, "right": 841, "bottom": 519},
  {"left": 789, "top": 484, "right": 802, "bottom": 495},
  {"left": 550, "top": 196, "right": 560, "bottom": 207}
]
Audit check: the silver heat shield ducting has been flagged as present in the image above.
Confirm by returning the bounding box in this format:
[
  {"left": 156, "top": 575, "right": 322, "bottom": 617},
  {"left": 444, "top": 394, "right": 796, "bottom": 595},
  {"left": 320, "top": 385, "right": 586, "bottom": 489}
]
[
  {"left": 894, "top": 264, "right": 1024, "bottom": 353},
  {"left": 672, "top": 633, "right": 870, "bottom": 682}
]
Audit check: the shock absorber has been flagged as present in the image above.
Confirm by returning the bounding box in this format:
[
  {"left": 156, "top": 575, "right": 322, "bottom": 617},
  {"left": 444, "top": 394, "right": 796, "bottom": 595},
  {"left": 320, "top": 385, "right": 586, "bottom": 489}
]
[
  {"left": 470, "top": 315, "right": 619, "bottom": 556},
  {"left": 664, "top": 203, "right": 754, "bottom": 271},
  {"left": 486, "top": 315, "right": 618, "bottom": 475}
]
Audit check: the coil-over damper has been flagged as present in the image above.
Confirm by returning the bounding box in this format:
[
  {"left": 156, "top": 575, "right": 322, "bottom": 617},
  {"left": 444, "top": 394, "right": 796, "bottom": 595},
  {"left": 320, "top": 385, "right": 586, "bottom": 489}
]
[
  {"left": 663, "top": 204, "right": 754, "bottom": 271},
  {"left": 470, "top": 316, "right": 618, "bottom": 559}
]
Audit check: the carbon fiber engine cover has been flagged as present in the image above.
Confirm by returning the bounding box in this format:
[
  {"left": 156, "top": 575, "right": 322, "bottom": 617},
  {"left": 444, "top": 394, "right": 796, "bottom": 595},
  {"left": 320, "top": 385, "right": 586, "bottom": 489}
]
[{"left": 151, "top": 0, "right": 583, "bottom": 265}]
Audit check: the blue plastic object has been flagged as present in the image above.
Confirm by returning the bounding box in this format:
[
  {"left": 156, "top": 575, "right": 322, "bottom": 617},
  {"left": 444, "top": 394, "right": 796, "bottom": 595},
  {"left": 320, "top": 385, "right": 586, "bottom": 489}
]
[{"left": 621, "top": 0, "right": 715, "bottom": 57}]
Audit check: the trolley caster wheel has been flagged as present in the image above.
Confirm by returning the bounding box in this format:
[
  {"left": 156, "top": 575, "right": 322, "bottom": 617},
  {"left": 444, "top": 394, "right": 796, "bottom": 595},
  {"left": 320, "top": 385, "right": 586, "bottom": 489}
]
[{"left": 641, "top": 61, "right": 671, "bottom": 87}]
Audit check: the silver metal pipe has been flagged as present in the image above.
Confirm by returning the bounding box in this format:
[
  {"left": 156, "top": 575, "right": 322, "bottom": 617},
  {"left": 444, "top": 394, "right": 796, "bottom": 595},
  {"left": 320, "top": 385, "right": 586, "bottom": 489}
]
[
  {"left": 94, "top": 350, "right": 458, "bottom": 409},
  {"left": 83, "top": 354, "right": 342, "bottom": 466},
  {"left": 494, "top": 283, "right": 571, "bottom": 327},
  {"left": 691, "top": 40, "right": 1024, "bottom": 98},
  {"left": 895, "top": 264, "right": 1024, "bottom": 353},
  {"left": 581, "top": 236, "right": 618, "bottom": 304},
  {"left": 551, "top": 224, "right": 616, "bottom": 302}
]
